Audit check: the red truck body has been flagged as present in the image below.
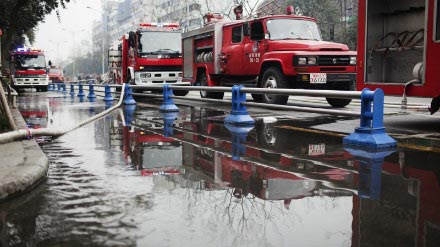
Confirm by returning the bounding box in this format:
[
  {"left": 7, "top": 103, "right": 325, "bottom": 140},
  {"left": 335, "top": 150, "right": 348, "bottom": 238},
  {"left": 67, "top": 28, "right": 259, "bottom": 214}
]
[
  {"left": 108, "top": 23, "right": 190, "bottom": 92},
  {"left": 9, "top": 48, "right": 49, "bottom": 92},
  {"left": 48, "top": 67, "right": 64, "bottom": 83},
  {"left": 356, "top": 0, "right": 440, "bottom": 113},
  {"left": 182, "top": 7, "right": 357, "bottom": 106}
]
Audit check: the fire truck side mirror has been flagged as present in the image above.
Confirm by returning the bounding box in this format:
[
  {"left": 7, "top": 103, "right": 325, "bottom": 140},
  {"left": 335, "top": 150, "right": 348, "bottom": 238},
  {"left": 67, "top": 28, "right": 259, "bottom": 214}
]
[
  {"left": 128, "top": 31, "right": 136, "bottom": 48},
  {"left": 243, "top": 22, "right": 250, "bottom": 36},
  {"left": 330, "top": 25, "right": 335, "bottom": 41}
]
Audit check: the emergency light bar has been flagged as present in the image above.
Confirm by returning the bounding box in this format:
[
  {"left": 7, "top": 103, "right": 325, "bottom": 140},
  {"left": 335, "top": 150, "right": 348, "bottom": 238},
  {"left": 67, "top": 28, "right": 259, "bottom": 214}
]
[{"left": 139, "top": 22, "right": 179, "bottom": 28}]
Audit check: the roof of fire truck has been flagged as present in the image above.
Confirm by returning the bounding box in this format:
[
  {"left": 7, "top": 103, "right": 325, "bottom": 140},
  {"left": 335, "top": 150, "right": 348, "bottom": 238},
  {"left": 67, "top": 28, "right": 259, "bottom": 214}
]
[{"left": 11, "top": 47, "right": 44, "bottom": 55}]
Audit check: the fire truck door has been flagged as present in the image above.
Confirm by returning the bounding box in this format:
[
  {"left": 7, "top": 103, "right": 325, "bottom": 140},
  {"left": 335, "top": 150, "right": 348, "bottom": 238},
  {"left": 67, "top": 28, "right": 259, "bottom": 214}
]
[
  {"left": 243, "top": 21, "right": 265, "bottom": 75},
  {"left": 221, "top": 25, "right": 244, "bottom": 75}
]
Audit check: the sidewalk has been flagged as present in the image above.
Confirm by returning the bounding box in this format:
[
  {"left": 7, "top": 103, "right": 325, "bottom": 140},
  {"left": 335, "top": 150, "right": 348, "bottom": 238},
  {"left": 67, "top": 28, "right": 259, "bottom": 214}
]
[{"left": 0, "top": 107, "right": 48, "bottom": 201}]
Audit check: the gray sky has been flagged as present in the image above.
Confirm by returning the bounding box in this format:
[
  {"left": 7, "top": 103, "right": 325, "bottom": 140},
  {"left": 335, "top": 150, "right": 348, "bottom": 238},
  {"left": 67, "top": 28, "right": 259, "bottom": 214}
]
[{"left": 34, "top": 0, "right": 102, "bottom": 66}]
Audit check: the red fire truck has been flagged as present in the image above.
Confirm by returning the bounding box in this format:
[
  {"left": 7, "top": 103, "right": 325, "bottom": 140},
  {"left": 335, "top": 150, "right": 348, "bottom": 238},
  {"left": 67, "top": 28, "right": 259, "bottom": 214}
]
[
  {"left": 9, "top": 47, "right": 49, "bottom": 92},
  {"left": 108, "top": 22, "right": 190, "bottom": 94},
  {"left": 48, "top": 66, "right": 64, "bottom": 84},
  {"left": 182, "top": 6, "right": 357, "bottom": 107},
  {"left": 356, "top": 0, "right": 440, "bottom": 113}
]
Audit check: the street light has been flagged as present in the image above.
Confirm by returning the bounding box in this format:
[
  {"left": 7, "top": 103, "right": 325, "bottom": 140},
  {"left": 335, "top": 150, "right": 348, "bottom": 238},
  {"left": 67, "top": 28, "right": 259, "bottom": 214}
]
[
  {"left": 61, "top": 28, "right": 85, "bottom": 79},
  {"left": 86, "top": 6, "right": 106, "bottom": 75}
]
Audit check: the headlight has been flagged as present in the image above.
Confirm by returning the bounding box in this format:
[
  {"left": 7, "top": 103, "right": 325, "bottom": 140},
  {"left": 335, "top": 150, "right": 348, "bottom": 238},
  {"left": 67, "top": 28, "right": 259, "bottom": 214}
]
[
  {"left": 298, "top": 57, "right": 307, "bottom": 65},
  {"left": 140, "top": 73, "right": 151, "bottom": 78},
  {"left": 308, "top": 57, "right": 317, "bottom": 65},
  {"left": 350, "top": 56, "right": 357, "bottom": 65}
]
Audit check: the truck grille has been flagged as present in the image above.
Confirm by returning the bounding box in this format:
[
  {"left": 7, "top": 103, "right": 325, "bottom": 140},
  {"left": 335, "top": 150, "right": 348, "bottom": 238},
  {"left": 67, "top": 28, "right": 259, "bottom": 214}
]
[
  {"left": 318, "top": 56, "right": 350, "bottom": 66},
  {"left": 140, "top": 66, "right": 182, "bottom": 72}
]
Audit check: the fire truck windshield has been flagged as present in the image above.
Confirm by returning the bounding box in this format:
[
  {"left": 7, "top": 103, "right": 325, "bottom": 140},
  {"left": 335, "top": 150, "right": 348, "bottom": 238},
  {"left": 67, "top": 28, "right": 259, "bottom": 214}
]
[
  {"left": 266, "top": 19, "right": 322, "bottom": 41},
  {"left": 49, "top": 68, "right": 62, "bottom": 74},
  {"left": 137, "top": 31, "right": 181, "bottom": 54},
  {"left": 14, "top": 54, "right": 46, "bottom": 70}
]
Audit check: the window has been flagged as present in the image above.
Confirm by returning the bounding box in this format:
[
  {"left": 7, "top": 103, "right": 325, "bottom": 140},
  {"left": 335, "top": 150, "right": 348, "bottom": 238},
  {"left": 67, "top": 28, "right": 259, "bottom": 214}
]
[
  {"left": 250, "top": 22, "right": 264, "bottom": 41},
  {"left": 436, "top": 0, "right": 440, "bottom": 41},
  {"left": 232, "top": 26, "right": 243, "bottom": 43}
]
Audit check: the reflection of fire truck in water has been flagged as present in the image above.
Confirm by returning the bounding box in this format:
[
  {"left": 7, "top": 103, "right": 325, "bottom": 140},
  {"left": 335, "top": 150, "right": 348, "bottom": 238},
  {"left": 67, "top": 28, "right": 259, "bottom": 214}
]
[
  {"left": 120, "top": 114, "right": 183, "bottom": 176},
  {"left": 108, "top": 23, "right": 190, "bottom": 94},
  {"left": 10, "top": 47, "right": 49, "bottom": 92},
  {"left": 182, "top": 6, "right": 356, "bottom": 106},
  {"left": 19, "top": 101, "right": 48, "bottom": 129},
  {"left": 356, "top": 0, "right": 440, "bottom": 114}
]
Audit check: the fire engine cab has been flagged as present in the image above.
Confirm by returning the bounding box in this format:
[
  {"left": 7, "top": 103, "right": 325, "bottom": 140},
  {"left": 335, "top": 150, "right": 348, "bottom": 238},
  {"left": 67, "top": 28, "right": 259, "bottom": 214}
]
[
  {"left": 108, "top": 22, "right": 190, "bottom": 94},
  {"left": 10, "top": 47, "right": 49, "bottom": 92},
  {"left": 182, "top": 6, "right": 357, "bottom": 107},
  {"left": 356, "top": 0, "right": 440, "bottom": 114}
]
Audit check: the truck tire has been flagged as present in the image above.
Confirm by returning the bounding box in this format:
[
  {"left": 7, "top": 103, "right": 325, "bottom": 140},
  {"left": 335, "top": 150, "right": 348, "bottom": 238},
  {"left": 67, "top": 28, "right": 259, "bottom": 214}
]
[
  {"left": 325, "top": 82, "right": 354, "bottom": 108},
  {"left": 251, "top": 93, "right": 263, "bottom": 102},
  {"left": 199, "top": 73, "right": 223, "bottom": 99},
  {"left": 40, "top": 86, "right": 48, "bottom": 92},
  {"left": 173, "top": 89, "right": 189, "bottom": 96},
  {"left": 261, "top": 67, "right": 289, "bottom": 105}
]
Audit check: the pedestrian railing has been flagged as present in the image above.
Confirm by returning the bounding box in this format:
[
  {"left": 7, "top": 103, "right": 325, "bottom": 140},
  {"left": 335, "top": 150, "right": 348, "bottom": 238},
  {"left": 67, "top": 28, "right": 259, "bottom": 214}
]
[{"left": 47, "top": 82, "right": 396, "bottom": 150}]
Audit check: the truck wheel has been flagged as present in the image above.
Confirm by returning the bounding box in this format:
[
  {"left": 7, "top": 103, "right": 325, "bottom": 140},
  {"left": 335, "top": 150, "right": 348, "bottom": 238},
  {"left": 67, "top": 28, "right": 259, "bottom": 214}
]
[
  {"left": 173, "top": 89, "right": 189, "bottom": 96},
  {"left": 199, "top": 73, "right": 224, "bottom": 99},
  {"left": 325, "top": 82, "right": 354, "bottom": 108},
  {"left": 261, "top": 67, "right": 289, "bottom": 105},
  {"left": 40, "top": 86, "right": 48, "bottom": 92},
  {"left": 251, "top": 93, "right": 263, "bottom": 102}
]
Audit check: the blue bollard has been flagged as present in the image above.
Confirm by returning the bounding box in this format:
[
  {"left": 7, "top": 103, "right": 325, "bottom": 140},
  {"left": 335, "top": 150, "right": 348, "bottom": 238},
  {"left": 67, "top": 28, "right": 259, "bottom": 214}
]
[
  {"left": 70, "top": 84, "right": 75, "bottom": 96},
  {"left": 47, "top": 84, "right": 52, "bottom": 91},
  {"left": 124, "top": 104, "right": 136, "bottom": 127},
  {"left": 123, "top": 84, "right": 136, "bottom": 105},
  {"left": 225, "top": 123, "right": 254, "bottom": 160},
  {"left": 77, "top": 83, "right": 85, "bottom": 97},
  {"left": 62, "top": 83, "right": 67, "bottom": 94},
  {"left": 87, "top": 84, "right": 96, "bottom": 99},
  {"left": 343, "top": 88, "right": 396, "bottom": 149},
  {"left": 159, "top": 84, "right": 178, "bottom": 112},
  {"left": 225, "top": 85, "right": 254, "bottom": 125},
  {"left": 103, "top": 84, "right": 114, "bottom": 102},
  {"left": 345, "top": 147, "right": 395, "bottom": 200},
  {"left": 57, "top": 83, "right": 61, "bottom": 91},
  {"left": 162, "top": 112, "right": 178, "bottom": 137}
]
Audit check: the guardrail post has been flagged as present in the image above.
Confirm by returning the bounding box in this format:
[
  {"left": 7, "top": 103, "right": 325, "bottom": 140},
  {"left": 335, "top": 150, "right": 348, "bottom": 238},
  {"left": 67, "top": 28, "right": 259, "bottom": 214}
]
[
  {"left": 225, "top": 85, "right": 254, "bottom": 125},
  {"left": 69, "top": 83, "right": 75, "bottom": 96},
  {"left": 103, "top": 84, "right": 114, "bottom": 102},
  {"left": 162, "top": 112, "right": 178, "bottom": 137},
  {"left": 343, "top": 88, "right": 396, "bottom": 149},
  {"left": 47, "top": 83, "right": 52, "bottom": 91},
  {"left": 62, "top": 83, "right": 67, "bottom": 94},
  {"left": 123, "top": 84, "right": 136, "bottom": 105},
  {"left": 56, "top": 83, "right": 61, "bottom": 91},
  {"left": 87, "top": 84, "right": 96, "bottom": 99},
  {"left": 225, "top": 123, "right": 254, "bottom": 160},
  {"left": 77, "top": 82, "right": 85, "bottom": 97},
  {"left": 159, "top": 84, "right": 178, "bottom": 112}
]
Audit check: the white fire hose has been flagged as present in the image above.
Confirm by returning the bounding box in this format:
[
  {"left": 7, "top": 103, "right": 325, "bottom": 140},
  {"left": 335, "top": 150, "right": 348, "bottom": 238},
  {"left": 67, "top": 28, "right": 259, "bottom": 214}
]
[{"left": 0, "top": 83, "right": 126, "bottom": 144}]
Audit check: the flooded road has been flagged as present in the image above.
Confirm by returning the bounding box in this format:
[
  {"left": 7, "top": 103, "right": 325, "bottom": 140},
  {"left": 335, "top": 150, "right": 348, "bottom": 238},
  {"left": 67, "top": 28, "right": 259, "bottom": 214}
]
[{"left": 1, "top": 92, "right": 440, "bottom": 246}]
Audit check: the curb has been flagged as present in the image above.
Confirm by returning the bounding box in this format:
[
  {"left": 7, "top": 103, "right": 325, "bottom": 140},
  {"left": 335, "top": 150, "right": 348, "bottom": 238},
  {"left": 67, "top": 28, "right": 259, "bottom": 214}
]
[{"left": 0, "top": 107, "right": 49, "bottom": 202}]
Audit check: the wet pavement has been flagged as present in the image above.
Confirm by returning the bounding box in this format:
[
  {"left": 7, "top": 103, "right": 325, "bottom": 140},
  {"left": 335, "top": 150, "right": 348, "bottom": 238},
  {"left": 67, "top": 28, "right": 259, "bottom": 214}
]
[{"left": 1, "top": 92, "right": 440, "bottom": 246}]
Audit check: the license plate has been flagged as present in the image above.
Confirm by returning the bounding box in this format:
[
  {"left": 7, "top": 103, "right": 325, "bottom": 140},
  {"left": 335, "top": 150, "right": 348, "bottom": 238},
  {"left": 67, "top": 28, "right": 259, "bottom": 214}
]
[
  {"left": 308, "top": 144, "right": 325, "bottom": 156},
  {"left": 310, "top": 73, "right": 327, "bottom": 84}
]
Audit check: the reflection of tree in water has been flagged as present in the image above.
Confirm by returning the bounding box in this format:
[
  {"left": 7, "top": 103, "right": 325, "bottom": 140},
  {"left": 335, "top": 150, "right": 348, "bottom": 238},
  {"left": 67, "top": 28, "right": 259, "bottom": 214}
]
[{"left": 161, "top": 170, "right": 351, "bottom": 245}]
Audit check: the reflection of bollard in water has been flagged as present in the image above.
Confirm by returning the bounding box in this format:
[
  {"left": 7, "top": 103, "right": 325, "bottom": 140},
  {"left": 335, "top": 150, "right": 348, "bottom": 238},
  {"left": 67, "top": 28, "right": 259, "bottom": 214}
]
[
  {"left": 345, "top": 147, "right": 395, "bottom": 200},
  {"left": 70, "top": 84, "right": 75, "bottom": 96},
  {"left": 161, "top": 112, "right": 179, "bottom": 137},
  {"left": 124, "top": 104, "right": 136, "bottom": 127},
  {"left": 225, "top": 123, "right": 254, "bottom": 160}
]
